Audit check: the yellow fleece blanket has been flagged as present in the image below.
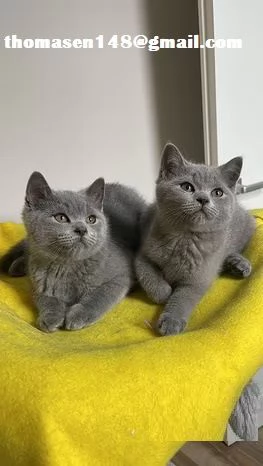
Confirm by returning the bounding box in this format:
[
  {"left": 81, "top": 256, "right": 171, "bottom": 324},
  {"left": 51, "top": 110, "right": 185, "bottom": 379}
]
[{"left": 0, "top": 211, "right": 263, "bottom": 466}]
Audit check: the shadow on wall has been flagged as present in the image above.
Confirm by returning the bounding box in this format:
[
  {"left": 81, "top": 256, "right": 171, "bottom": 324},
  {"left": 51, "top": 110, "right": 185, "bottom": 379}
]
[{"left": 143, "top": 0, "right": 205, "bottom": 163}]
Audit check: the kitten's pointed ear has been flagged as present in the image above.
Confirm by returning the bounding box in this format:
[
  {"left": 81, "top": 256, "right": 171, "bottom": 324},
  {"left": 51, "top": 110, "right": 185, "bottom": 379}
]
[
  {"left": 158, "top": 142, "right": 188, "bottom": 180},
  {"left": 219, "top": 157, "right": 243, "bottom": 188},
  {"left": 25, "top": 172, "right": 52, "bottom": 207},
  {"left": 86, "top": 178, "right": 105, "bottom": 210}
]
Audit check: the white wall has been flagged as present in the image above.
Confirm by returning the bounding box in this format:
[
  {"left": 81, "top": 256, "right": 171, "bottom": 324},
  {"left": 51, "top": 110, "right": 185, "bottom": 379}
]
[
  {"left": 213, "top": 0, "right": 263, "bottom": 209},
  {"left": 0, "top": 0, "right": 159, "bottom": 221}
]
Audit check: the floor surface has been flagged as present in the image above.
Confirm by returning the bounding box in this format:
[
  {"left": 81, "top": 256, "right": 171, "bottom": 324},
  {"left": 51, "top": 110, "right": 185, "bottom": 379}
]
[{"left": 172, "top": 429, "right": 263, "bottom": 465}]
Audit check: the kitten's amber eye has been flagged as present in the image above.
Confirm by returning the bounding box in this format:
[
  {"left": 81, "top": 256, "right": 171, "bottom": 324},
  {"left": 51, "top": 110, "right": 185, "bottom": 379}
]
[
  {"left": 212, "top": 188, "right": 223, "bottom": 197},
  {"left": 180, "top": 182, "right": 195, "bottom": 193},
  {"left": 87, "top": 215, "right": 96, "bottom": 224},
  {"left": 54, "top": 214, "right": 70, "bottom": 223}
]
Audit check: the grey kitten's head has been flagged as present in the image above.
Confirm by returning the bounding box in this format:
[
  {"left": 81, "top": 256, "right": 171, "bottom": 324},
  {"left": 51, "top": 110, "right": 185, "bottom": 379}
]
[
  {"left": 22, "top": 172, "right": 107, "bottom": 260},
  {"left": 156, "top": 143, "right": 242, "bottom": 230}
]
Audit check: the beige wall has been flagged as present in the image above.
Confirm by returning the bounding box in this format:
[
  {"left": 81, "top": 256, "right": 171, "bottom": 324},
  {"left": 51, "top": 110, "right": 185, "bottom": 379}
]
[
  {"left": 213, "top": 0, "right": 263, "bottom": 209},
  {"left": 0, "top": 0, "right": 204, "bottom": 221}
]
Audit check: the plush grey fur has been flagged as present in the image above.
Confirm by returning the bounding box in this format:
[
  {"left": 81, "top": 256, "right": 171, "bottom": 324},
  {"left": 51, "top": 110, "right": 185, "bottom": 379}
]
[
  {"left": 135, "top": 142, "right": 258, "bottom": 441},
  {"left": 21, "top": 172, "right": 146, "bottom": 332}
]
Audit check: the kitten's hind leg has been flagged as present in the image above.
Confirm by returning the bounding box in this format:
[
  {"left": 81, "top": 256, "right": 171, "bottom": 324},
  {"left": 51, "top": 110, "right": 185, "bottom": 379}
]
[
  {"left": 223, "top": 253, "right": 252, "bottom": 278},
  {"left": 0, "top": 239, "right": 28, "bottom": 277},
  {"left": 135, "top": 254, "right": 172, "bottom": 304},
  {"left": 8, "top": 256, "right": 26, "bottom": 277}
]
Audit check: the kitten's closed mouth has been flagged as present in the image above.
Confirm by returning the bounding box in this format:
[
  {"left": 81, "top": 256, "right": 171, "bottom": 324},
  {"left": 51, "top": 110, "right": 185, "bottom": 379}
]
[
  {"left": 199, "top": 207, "right": 215, "bottom": 220},
  {"left": 72, "top": 236, "right": 87, "bottom": 247},
  {"left": 79, "top": 237, "right": 87, "bottom": 245},
  {"left": 191, "top": 207, "right": 215, "bottom": 224}
]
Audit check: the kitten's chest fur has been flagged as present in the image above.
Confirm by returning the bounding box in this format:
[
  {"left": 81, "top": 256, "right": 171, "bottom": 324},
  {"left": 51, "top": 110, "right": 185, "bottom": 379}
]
[
  {"left": 145, "top": 228, "right": 224, "bottom": 285},
  {"left": 30, "top": 257, "right": 105, "bottom": 305}
]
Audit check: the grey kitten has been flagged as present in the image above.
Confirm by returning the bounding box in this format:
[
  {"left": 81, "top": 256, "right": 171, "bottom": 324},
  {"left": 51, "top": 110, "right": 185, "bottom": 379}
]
[
  {"left": 0, "top": 182, "right": 146, "bottom": 277},
  {"left": 23, "top": 172, "right": 139, "bottom": 332},
  {"left": 136, "top": 142, "right": 255, "bottom": 335},
  {"left": 135, "top": 142, "right": 258, "bottom": 441}
]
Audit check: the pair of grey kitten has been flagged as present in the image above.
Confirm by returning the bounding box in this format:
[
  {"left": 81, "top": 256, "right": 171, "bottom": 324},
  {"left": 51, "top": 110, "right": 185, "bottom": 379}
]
[{"left": 0, "top": 143, "right": 258, "bottom": 441}]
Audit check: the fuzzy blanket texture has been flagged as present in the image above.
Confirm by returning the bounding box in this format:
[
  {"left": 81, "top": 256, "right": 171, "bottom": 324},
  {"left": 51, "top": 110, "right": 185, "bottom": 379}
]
[{"left": 0, "top": 211, "right": 263, "bottom": 466}]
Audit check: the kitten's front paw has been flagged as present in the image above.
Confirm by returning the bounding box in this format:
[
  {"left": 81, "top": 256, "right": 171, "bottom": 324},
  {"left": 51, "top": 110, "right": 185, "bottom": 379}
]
[
  {"left": 232, "top": 257, "right": 252, "bottom": 277},
  {"left": 157, "top": 313, "right": 186, "bottom": 336},
  {"left": 65, "top": 304, "right": 89, "bottom": 331},
  {"left": 37, "top": 312, "right": 65, "bottom": 333},
  {"left": 224, "top": 254, "right": 252, "bottom": 278}
]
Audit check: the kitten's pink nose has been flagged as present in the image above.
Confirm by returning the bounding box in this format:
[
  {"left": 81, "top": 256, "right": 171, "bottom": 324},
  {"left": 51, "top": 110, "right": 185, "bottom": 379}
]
[
  {"left": 196, "top": 196, "right": 209, "bottom": 206},
  {"left": 74, "top": 223, "right": 87, "bottom": 236}
]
